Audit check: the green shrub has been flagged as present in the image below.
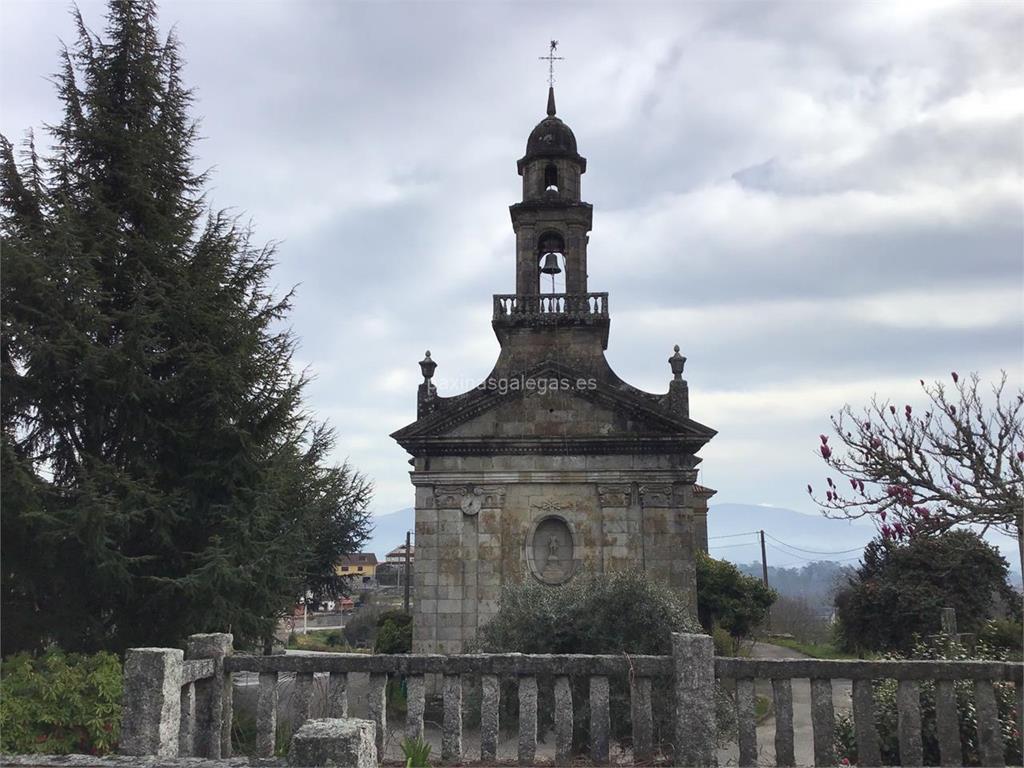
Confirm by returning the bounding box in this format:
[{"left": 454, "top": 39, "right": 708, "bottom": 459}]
[
  {"left": 401, "top": 735, "right": 432, "bottom": 767},
  {"left": 711, "top": 625, "right": 735, "bottom": 657},
  {"left": 696, "top": 553, "right": 776, "bottom": 645},
  {"left": 374, "top": 617, "right": 412, "bottom": 654},
  {"left": 477, "top": 569, "right": 700, "bottom": 655},
  {"left": 0, "top": 649, "right": 122, "bottom": 755},
  {"left": 834, "top": 633, "right": 1022, "bottom": 765},
  {"left": 232, "top": 710, "right": 291, "bottom": 757},
  {"left": 474, "top": 569, "right": 733, "bottom": 757},
  {"left": 978, "top": 618, "right": 1023, "bottom": 659},
  {"left": 343, "top": 606, "right": 383, "bottom": 648},
  {"left": 834, "top": 530, "right": 1018, "bottom": 654}
]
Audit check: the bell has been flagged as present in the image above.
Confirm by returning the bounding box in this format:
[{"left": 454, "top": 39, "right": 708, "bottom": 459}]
[{"left": 540, "top": 252, "right": 562, "bottom": 275}]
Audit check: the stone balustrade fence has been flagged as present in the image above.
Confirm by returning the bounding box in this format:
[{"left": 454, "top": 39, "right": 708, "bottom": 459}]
[
  {"left": 493, "top": 292, "right": 609, "bottom": 321},
  {"left": 120, "top": 631, "right": 1022, "bottom": 766}
]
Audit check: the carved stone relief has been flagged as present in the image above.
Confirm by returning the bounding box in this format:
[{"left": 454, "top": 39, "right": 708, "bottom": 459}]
[
  {"left": 526, "top": 515, "right": 576, "bottom": 585},
  {"left": 433, "top": 485, "right": 506, "bottom": 515},
  {"left": 639, "top": 483, "right": 673, "bottom": 507},
  {"left": 597, "top": 484, "right": 630, "bottom": 508}
]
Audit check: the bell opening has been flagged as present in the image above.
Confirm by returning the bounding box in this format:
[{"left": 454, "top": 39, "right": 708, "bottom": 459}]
[{"left": 537, "top": 231, "right": 566, "bottom": 294}]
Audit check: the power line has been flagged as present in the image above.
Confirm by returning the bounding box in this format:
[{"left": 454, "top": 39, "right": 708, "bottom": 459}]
[
  {"left": 708, "top": 531, "right": 759, "bottom": 540},
  {"left": 708, "top": 541, "right": 758, "bottom": 551},
  {"left": 764, "top": 541, "right": 863, "bottom": 564},
  {"left": 764, "top": 532, "right": 866, "bottom": 556}
]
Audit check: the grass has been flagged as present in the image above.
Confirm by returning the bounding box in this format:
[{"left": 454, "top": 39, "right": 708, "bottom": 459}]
[
  {"left": 232, "top": 711, "right": 291, "bottom": 757},
  {"left": 286, "top": 629, "right": 368, "bottom": 653},
  {"left": 754, "top": 695, "right": 771, "bottom": 722},
  {"left": 767, "top": 637, "right": 873, "bottom": 660}
]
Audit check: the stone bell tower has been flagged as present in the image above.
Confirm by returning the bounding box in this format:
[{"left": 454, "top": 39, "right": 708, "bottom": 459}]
[{"left": 392, "top": 85, "right": 717, "bottom": 654}]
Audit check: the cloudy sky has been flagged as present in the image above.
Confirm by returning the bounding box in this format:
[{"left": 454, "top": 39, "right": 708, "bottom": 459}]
[{"left": 2, "top": 1, "right": 1021, "bottom": 563}]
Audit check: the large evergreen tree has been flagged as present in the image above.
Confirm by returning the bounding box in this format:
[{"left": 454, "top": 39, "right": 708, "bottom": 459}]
[{"left": 1, "top": 0, "right": 371, "bottom": 654}]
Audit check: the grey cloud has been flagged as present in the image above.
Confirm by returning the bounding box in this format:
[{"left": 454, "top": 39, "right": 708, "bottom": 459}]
[{"left": 2, "top": 0, "right": 1020, "bottom": 569}]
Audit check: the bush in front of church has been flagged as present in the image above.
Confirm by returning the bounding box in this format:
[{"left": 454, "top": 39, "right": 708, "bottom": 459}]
[
  {"left": 474, "top": 569, "right": 732, "bottom": 757},
  {"left": 477, "top": 568, "right": 699, "bottom": 655}
]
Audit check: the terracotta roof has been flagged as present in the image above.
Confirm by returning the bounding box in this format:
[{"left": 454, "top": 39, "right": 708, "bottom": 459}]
[{"left": 693, "top": 484, "right": 717, "bottom": 497}]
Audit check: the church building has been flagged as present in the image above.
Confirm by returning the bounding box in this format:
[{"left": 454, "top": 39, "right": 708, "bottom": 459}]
[{"left": 391, "top": 84, "right": 717, "bottom": 654}]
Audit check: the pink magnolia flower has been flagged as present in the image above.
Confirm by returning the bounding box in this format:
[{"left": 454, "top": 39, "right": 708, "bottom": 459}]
[
  {"left": 820, "top": 444, "right": 832, "bottom": 459},
  {"left": 820, "top": 434, "right": 829, "bottom": 444},
  {"left": 890, "top": 405, "right": 897, "bottom": 415},
  {"left": 951, "top": 371, "right": 959, "bottom": 383}
]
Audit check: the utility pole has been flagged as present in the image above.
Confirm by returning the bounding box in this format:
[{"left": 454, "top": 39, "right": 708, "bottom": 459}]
[
  {"left": 759, "top": 530, "right": 769, "bottom": 586},
  {"left": 760, "top": 529, "right": 772, "bottom": 633},
  {"left": 403, "top": 530, "right": 412, "bottom": 613}
]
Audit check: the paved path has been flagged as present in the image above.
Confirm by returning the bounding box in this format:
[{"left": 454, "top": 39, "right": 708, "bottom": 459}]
[{"left": 716, "top": 642, "right": 852, "bottom": 767}]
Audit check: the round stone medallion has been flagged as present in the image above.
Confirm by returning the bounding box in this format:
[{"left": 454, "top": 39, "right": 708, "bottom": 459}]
[{"left": 527, "top": 515, "right": 576, "bottom": 585}]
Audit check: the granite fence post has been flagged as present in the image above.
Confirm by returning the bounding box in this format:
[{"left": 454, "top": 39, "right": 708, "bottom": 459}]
[
  {"left": 119, "top": 648, "right": 183, "bottom": 758},
  {"left": 186, "top": 633, "right": 233, "bottom": 759},
  {"left": 672, "top": 632, "right": 717, "bottom": 767}
]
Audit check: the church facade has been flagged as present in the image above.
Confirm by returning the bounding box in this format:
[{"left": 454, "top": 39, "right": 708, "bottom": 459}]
[{"left": 391, "top": 87, "right": 717, "bottom": 654}]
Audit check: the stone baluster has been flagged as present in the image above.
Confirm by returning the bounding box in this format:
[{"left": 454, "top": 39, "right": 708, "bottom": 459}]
[
  {"left": 405, "top": 675, "right": 425, "bottom": 742},
  {"left": 293, "top": 671, "right": 314, "bottom": 732},
  {"left": 367, "top": 673, "right": 388, "bottom": 759},
  {"left": 554, "top": 676, "right": 573, "bottom": 765},
  {"left": 896, "top": 680, "right": 923, "bottom": 767},
  {"left": 809, "top": 678, "right": 835, "bottom": 766},
  {"left": 974, "top": 679, "right": 1005, "bottom": 767},
  {"left": 442, "top": 674, "right": 462, "bottom": 761},
  {"left": 327, "top": 671, "right": 348, "bottom": 718},
  {"left": 518, "top": 676, "right": 538, "bottom": 765},
  {"left": 590, "top": 675, "right": 610, "bottom": 764},
  {"left": 186, "top": 633, "right": 233, "bottom": 759},
  {"left": 179, "top": 681, "right": 196, "bottom": 756},
  {"left": 935, "top": 679, "right": 962, "bottom": 766},
  {"left": 771, "top": 678, "right": 795, "bottom": 767},
  {"left": 735, "top": 677, "right": 757, "bottom": 768},
  {"left": 672, "top": 633, "right": 717, "bottom": 767},
  {"left": 481, "top": 674, "right": 500, "bottom": 763},
  {"left": 852, "top": 679, "right": 881, "bottom": 767},
  {"left": 256, "top": 671, "right": 278, "bottom": 758},
  {"left": 119, "top": 648, "right": 183, "bottom": 758},
  {"left": 629, "top": 676, "right": 653, "bottom": 764}
]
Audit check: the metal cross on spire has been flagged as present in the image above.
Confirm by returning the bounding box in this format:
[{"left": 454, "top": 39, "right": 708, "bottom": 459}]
[{"left": 538, "top": 40, "right": 564, "bottom": 87}]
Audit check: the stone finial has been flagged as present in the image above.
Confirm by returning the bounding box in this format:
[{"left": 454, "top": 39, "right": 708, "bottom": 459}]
[
  {"left": 419, "top": 350, "right": 437, "bottom": 383},
  {"left": 289, "top": 718, "right": 377, "bottom": 768},
  {"left": 669, "top": 345, "right": 686, "bottom": 380}
]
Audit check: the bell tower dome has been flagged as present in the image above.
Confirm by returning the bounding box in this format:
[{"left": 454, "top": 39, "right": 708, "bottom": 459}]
[{"left": 509, "top": 86, "right": 594, "bottom": 298}]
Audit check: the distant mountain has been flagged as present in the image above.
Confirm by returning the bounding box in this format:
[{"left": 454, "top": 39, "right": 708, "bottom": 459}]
[
  {"left": 364, "top": 507, "right": 413, "bottom": 558},
  {"left": 706, "top": 503, "right": 876, "bottom": 569}
]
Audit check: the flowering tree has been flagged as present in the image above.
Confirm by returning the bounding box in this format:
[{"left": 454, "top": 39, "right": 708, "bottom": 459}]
[{"left": 809, "top": 372, "right": 1023, "bottom": 582}]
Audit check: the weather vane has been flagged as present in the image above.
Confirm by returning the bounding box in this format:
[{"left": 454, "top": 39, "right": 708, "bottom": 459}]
[{"left": 538, "top": 40, "right": 563, "bottom": 87}]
